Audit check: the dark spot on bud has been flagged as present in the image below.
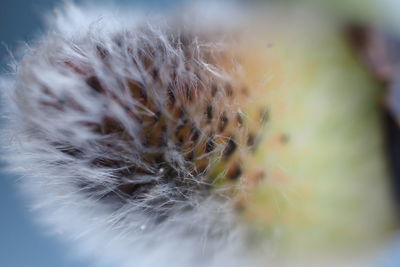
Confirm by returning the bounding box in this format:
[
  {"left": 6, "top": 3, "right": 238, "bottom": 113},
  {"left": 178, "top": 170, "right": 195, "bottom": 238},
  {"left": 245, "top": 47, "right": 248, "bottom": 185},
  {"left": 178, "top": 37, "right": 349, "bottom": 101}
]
[
  {"left": 158, "top": 125, "right": 168, "bottom": 147},
  {"left": 185, "top": 86, "right": 193, "bottom": 102},
  {"left": 280, "top": 134, "right": 290, "bottom": 144},
  {"left": 236, "top": 113, "right": 243, "bottom": 128},
  {"left": 225, "top": 84, "right": 233, "bottom": 97},
  {"left": 86, "top": 76, "right": 104, "bottom": 93},
  {"left": 177, "top": 107, "right": 188, "bottom": 124},
  {"left": 117, "top": 184, "right": 140, "bottom": 197},
  {"left": 96, "top": 45, "right": 109, "bottom": 59},
  {"left": 223, "top": 137, "right": 237, "bottom": 158},
  {"left": 247, "top": 134, "right": 255, "bottom": 147},
  {"left": 190, "top": 125, "right": 200, "bottom": 143},
  {"left": 177, "top": 137, "right": 184, "bottom": 147},
  {"left": 228, "top": 164, "right": 242, "bottom": 180},
  {"left": 186, "top": 151, "right": 194, "bottom": 162},
  {"left": 247, "top": 133, "right": 260, "bottom": 152},
  {"left": 154, "top": 110, "right": 161, "bottom": 122},
  {"left": 128, "top": 81, "right": 147, "bottom": 105},
  {"left": 206, "top": 104, "right": 213, "bottom": 123},
  {"left": 154, "top": 155, "right": 165, "bottom": 166},
  {"left": 205, "top": 136, "right": 215, "bottom": 153},
  {"left": 167, "top": 84, "right": 176, "bottom": 105},
  {"left": 102, "top": 116, "right": 125, "bottom": 135},
  {"left": 56, "top": 145, "right": 83, "bottom": 158},
  {"left": 218, "top": 112, "right": 229, "bottom": 132},
  {"left": 152, "top": 68, "right": 159, "bottom": 79},
  {"left": 211, "top": 84, "right": 218, "bottom": 97},
  {"left": 174, "top": 123, "right": 185, "bottom": 140}
]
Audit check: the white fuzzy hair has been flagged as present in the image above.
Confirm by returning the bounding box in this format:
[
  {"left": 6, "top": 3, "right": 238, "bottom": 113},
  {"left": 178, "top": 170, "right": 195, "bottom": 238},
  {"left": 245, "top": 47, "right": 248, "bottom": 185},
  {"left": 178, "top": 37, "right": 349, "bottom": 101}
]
[{"left": 0, "top": 1, "right": 259, "bottom": 267}]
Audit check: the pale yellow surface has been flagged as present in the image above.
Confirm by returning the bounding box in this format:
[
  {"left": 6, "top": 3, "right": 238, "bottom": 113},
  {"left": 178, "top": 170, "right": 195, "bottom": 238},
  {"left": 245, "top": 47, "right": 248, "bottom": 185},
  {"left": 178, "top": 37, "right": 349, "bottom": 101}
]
[{"left": 234, "top": 13, "right": 396, "bottom": 256}]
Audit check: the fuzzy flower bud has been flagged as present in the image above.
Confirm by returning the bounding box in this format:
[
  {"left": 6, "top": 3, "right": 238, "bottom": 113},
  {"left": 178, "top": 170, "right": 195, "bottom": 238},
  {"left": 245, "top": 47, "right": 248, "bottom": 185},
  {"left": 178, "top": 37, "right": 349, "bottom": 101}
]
[{"left": 1, "top": 2, "right": 253, "bottom": 267}]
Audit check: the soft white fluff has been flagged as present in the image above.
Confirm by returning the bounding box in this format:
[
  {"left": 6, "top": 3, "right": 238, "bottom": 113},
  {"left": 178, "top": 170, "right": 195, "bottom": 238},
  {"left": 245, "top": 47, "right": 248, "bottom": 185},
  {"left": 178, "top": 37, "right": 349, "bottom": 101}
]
[{"left": 0, "top": 2, "right": 255, "bottom": 267}]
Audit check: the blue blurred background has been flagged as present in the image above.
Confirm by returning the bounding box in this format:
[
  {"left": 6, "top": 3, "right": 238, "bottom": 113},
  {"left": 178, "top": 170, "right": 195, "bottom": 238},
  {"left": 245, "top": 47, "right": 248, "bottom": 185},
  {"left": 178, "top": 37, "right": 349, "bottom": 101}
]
[
  {"left": 0, "top": 1, "right": 94, "bottom": 265},
  {"left": 0, "top": 1, "right": 181, "bottom": 266}
]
